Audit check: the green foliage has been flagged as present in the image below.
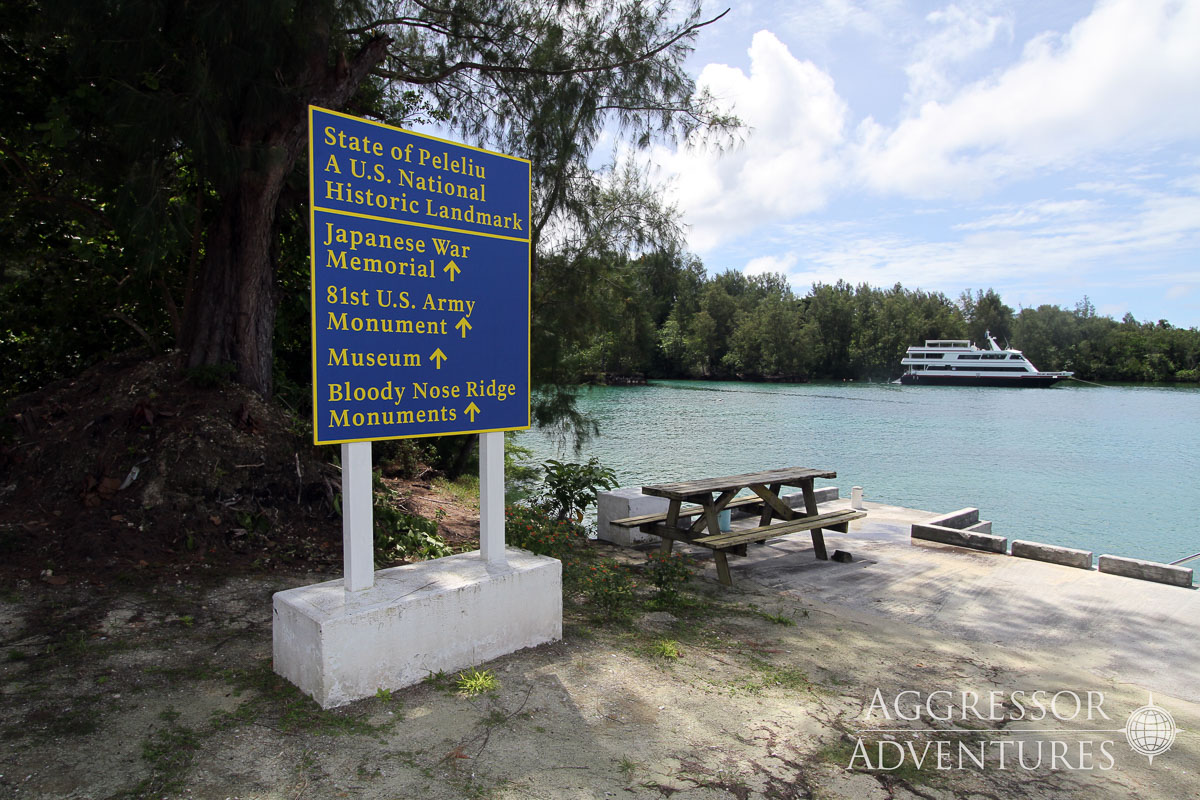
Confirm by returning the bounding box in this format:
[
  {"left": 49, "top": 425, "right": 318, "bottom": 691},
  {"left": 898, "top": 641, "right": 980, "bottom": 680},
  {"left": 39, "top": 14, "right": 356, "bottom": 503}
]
[
  {"left": 564, "top": 269, "right": 972, "bottom": 382},
  {"left": 371, "top": 472, "right": 452, "bottom": 565},
  {"left": 648, "top": 639, "right": 681, "bottom": 660},
  {"left": 455, "top": 667, "right": 498, "bottom": 696},
  {"left": 505, "top": 504, "right": 578, "bottom": 558},
  {"left": 538, "top": 458, "right": 619, "bottom": 522},
  {"left": 579, "top": 559, "right": 637, "bottom": 621},
  {"left": 564, "top": 270, "right": 1200, "bottom": 384},
  {"left": 422, "top": 670, "right": 454, "bottom": 692},
  {"left": 374, "top": 507, "right": 452, "bottom": 566},
  {"left": 644, "top": 552, "right": 694, "bottom": 605},
  {"left": 215, "top": 662, "right": 391, "bottom": 737},
  {"left": 1013, "top": 300, "right": 1200, "bottom": 382},
  {"left": 374, "top": 439, "right": 431, "bottom": 479},
  {"left": 136, "top": 708, "right": 200, "bottom": 796},
  {"left": 504, "top": 434, "right": 542, "bottom": 504},
  {"left": 1, "top": 0, "right": 736, "bottom": 412},
  {"left": 960, "top": 288, "right": 1015, "bottom": 346}
]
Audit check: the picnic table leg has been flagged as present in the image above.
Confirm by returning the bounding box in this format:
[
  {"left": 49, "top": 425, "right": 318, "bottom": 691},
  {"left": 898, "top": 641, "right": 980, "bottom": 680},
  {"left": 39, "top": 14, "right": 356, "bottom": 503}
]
[
  {"left": 758, "top": 482, "right": 782, "bottom": 526},
  {"left": 659, "top": 499, "right": 680, "bottom": 554},
  {"left": 713, "top": 550, "right": 733, "bottom": 586},
  {"left": 687, "top": 490, "right": 736, "bottom": 536},
  {"left": 702, "top": 497, "right": 723, "bottom": 540},
  {"left": 802, "top": 480, "right": 829, "bottom": 560}
]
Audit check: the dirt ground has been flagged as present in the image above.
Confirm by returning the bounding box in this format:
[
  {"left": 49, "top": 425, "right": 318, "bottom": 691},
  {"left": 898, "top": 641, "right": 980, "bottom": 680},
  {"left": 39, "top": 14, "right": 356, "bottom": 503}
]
[
  {"left": 2, "top": 356, "right": 1196, "bottom": 798},
  {"left": 2, "top": 537, "right": 1196, "bottom": 800}
]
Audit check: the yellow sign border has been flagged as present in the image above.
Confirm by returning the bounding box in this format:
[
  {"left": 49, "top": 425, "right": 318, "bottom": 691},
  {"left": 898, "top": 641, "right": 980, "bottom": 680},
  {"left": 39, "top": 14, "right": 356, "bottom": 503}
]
[{"left": 308, "top": 105, "right": 532, "bottom": 446}]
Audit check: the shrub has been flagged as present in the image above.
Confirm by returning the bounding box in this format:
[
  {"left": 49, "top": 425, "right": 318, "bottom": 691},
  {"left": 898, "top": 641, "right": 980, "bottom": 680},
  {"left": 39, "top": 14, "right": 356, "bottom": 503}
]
[
  {"left": 505, "top": 504, "right": 576, "bottom": 558},
  {"left": 374, "top": 509, "right": 452, "bottom": 565},
  {"left": 455, "top": 667, "right": 498, "bottom": 696},
  {"left": 371, "top": 471, "right": 451, "bottom": 564},
  {"left": 580, "top": 559, "right": 636, "bottom": 621},
  {"left": 538, "top": 457, "right": 618, "bottom": 522},
  {"left": 645, "top": 551, "right": 694, "bottom": 604}
]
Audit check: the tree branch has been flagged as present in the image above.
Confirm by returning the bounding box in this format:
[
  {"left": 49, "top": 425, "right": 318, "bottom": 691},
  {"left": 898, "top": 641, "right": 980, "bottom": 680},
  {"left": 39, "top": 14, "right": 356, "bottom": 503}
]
[{"left": 372, "top": 8, "right": 730, "bottom": 86}]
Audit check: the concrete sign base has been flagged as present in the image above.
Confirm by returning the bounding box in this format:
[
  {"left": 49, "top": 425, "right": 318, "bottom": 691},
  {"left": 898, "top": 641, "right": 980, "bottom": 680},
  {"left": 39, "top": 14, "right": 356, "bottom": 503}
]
[{"left": 273, "top": 549, "right": 561, "bottom": 708}]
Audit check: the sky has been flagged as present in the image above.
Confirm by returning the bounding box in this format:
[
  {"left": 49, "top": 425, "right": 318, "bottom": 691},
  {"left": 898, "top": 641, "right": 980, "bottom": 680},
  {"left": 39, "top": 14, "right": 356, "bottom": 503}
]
[{"left": 640, "top": 0, "right": 1200, "bottom": 327}]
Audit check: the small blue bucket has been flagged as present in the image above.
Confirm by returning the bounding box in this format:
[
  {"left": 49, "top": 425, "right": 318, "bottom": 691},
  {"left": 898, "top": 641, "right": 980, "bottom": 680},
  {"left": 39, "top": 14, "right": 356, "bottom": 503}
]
[{"left": 718, "top": 509, "right": 732, "bottom": 532}]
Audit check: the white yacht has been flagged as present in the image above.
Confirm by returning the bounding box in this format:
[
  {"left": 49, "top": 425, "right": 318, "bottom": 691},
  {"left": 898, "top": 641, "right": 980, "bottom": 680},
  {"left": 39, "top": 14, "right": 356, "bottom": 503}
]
[{"left": 899, "top": 332, "right": 1073, "bottom": 387}]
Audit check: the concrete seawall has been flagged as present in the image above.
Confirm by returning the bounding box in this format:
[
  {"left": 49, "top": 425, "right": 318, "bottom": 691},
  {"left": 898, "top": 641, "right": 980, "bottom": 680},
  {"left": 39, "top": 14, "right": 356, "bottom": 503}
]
[{"left": 598, "top": 488, "right": 1198, "bottom": 704}]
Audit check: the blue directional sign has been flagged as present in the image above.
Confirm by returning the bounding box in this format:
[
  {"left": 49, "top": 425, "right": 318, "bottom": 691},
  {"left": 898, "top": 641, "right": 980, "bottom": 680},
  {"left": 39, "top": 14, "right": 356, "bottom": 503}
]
[{"left": 309, "top": 107, "right": 530, "bottom": 444}]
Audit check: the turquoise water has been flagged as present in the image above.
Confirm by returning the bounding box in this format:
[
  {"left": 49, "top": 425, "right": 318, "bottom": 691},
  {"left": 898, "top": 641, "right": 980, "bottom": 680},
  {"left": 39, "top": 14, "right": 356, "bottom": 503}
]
[{"left": 515, "top": 380, "right": 1200, "bottom": 566}]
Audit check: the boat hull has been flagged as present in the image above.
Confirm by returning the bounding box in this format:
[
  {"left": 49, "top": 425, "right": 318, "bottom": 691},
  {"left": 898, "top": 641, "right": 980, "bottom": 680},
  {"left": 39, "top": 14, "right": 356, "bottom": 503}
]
[{"left": 899, "top": 373, "right": 1069, "bottom": 388}]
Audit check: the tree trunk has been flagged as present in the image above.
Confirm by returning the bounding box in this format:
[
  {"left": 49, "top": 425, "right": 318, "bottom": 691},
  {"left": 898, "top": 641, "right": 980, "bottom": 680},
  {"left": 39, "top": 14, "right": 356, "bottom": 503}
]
[
  {"left": 177, "top": 33, "right": 392, "bottom": 397},
  {"left": 181, "top": 160, "right": 288, "bottom": 396}
]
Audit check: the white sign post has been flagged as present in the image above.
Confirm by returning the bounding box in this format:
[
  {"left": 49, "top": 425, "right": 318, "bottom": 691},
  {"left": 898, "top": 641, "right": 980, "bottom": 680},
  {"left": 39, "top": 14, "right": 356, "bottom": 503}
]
[
  {"left": 341, "top": 441, "right": 375, "bottom": 591},
  {"left": 478, "top": 431, "right": 506, "bottom": 565},
  {"left": 273, "top": 109, "right": 559, "bottom": 709}
]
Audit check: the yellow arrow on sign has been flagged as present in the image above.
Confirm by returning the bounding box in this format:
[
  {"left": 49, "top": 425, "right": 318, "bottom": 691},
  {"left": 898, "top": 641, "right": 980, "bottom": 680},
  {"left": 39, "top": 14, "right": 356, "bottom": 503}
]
[
  {"left": 430, "top": 348, "right": 448, "bottom": 369},
  {"left": 443, "top": 260, "right": 461, "bottom": 282},
  {"left": 455, "top": 317, "right": 472, "bottom": 338},
  {"left": 464, "top": 402, "right": 481, "bottom": 422}
]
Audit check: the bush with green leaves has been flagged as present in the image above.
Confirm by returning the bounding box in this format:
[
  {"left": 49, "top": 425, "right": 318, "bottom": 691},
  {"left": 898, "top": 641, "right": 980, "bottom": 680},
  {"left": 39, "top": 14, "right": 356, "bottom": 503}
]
[
  {"left": 374, "top": 507, "right": 452, "bottom": 566},
  {"left": 645, "top": 551, "right": 694, "bottom": 604},
  {"left": 580, "top": 559, "right": 636, "bottom": 621},
  {"left": 505, "top": 504, "right": 577, "bottom": 558},
  {"left": 339, "top": 469, "right": 452, "bottom": 565},
  {"left": 538, "top": 457, "right": 618, "bottom": 522}
]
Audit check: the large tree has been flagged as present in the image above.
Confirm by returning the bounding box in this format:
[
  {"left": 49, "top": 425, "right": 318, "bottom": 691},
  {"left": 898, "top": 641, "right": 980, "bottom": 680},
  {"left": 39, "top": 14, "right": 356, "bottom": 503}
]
[{"left": 2, "top": 0, "right": 733, "bottom": 397}]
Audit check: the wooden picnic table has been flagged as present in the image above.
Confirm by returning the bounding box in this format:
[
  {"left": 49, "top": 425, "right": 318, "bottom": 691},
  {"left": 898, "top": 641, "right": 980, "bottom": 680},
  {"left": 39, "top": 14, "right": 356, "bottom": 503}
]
[{"left": 612, "top": 467, "right": 865, "bottom": 586}]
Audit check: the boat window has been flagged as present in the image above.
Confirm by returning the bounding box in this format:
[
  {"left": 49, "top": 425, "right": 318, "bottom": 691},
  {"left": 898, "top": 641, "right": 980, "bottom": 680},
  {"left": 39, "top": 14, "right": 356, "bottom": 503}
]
[
  {"left": 958, "top": 354, "right": 980, "bottom": 360},
  {"left": 1010, "top": 354, "right": 1024, "bottom": 360},
  {"left": 924, "top": 353, "right": 944, "bottom": 359},
  {"left": 982, "top": 353, "right": 1005, "bottom": 359}
]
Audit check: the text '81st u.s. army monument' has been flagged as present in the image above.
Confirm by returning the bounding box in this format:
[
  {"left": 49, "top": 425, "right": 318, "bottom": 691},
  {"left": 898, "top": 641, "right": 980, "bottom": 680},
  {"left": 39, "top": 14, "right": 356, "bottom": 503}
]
[{"left": 309, "top": 106, "right": 531, "bottom": 445}]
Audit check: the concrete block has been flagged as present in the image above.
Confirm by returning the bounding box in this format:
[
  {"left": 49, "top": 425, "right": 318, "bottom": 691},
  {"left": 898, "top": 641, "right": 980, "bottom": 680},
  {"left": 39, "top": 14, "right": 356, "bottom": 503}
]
[
  {"left": 911, "top": 522, "right": 1007, "bottom": 553},
  {"left": 273, "top": 549, "right": 561, "bottom": 708},
  {"left": 596, "top": 487, "right": 668, "bottom": 546},
  {"left": 1098, "top": 555, "right": 1194, "bottom": 588},
  {"left": 1011, "top": 540, "right": 1093, "bottom": 570},
  {"left": 965, "top": 521, "right": 993, "bottom": 534},
  {"left": 927, "top": 508, "right": 980, "bottom": 529}
]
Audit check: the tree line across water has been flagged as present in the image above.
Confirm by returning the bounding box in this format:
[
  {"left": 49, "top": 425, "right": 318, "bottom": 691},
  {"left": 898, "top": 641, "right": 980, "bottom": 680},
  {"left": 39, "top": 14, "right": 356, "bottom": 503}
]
[
  {"left": 2, "top": 0, "right": 1197, "bottom": 435},
  {"left": 555, "top": 255, "right": 1200, "bottom": 385}
]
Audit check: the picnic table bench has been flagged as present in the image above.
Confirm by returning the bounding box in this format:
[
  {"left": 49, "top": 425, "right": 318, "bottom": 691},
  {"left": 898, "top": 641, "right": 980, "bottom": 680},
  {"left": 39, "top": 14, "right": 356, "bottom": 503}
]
[{"left": 610, "top": 467, "right": 865, "bottom": 586}]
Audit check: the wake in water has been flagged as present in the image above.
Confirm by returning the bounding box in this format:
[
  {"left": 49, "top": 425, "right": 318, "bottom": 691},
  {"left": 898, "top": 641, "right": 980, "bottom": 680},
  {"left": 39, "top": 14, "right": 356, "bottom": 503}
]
[{"left": 654, "top": 381, "right": 911, "bottom": 404}]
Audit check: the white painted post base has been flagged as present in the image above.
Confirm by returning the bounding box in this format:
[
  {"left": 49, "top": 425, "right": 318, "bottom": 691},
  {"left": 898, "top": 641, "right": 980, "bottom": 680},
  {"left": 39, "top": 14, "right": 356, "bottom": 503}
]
[{"left": 273, "top": 549, "right": 561, "bottom": 708}]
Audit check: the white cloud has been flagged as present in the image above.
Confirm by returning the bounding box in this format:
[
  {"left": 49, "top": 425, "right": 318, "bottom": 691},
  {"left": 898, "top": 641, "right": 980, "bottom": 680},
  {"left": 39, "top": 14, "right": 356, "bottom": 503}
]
[
  {"left": 782, "top": 0, "right": 895, "bottom": 40},
  {"left": 953, "top": 198, "right": 1100, "bottom": 230},
  {"left": 660, "top": 0, "right": 1200, "bottom": 324},
  {"left": 756, "top": 188, "right": 1200, "bottom": 302},
  {"left": 904, "top": 3, "right": 1013, "bottom": 107},
  {"left": 665, "top": 0, "right": 1200, "bottom": 254},
  {"left": 858, "top": 0, "right": 1200, "bottom": 195},
  {"left": 652, "top": 30, "right": 849, "bottom": 252},
  {"left": 743, "top": 252, "right": 797, "bottom": 276}
]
